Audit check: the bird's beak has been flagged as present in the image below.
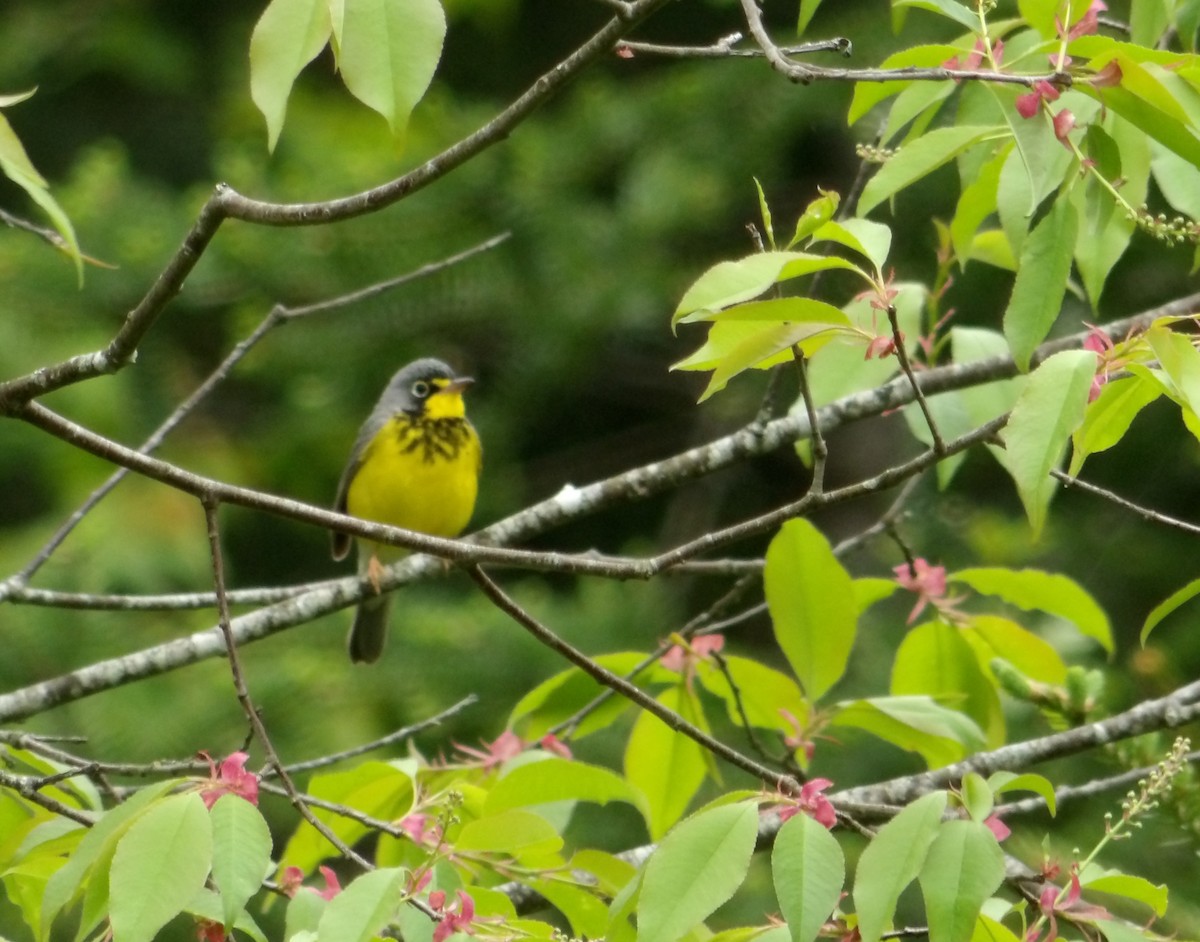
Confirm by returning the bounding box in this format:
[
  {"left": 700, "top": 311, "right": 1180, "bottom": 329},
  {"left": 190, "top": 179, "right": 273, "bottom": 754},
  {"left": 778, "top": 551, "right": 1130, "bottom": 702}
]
[{"left": 441, "top": 376, "right": 474, "bottom": 395}]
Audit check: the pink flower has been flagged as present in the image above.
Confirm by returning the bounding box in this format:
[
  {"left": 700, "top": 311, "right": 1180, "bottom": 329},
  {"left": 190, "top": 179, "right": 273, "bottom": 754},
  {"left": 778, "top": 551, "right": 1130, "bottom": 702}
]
[
  {"left": 1028, "top": 866, "right": 1111, "bottom": 942},
  {"left": 539, "top": 733, "right": 573, "bottom": 759},
  {"left": 198, "top": 751, "right": 259, "bottom": 809},
  {"left": 943, "top": 38, "right": 1003, "bottom": 75},
  {"left": 399, "top": 813, "right": 443, "bottom": 847},
  {"left": 278, "top": 865, "right": 342, "bottom": 900},
  {"left": 983, "top": 814, "right": 1011, "bottom": 841},
  {"left": 893, "top": 558, "right": 948, "bottom": 624},
  {"left": 778, "top": 708, "right": 815, "bottom": 761},
  {"left": 1063, "top": 0, "right": 1106, "bottom": 40},
  {"left": 195, "top": 919, "right": 225, "bottom": 942},
  {"left": 775, "top": 778, "right": 837, "bottom": 829},
  {"left": 660, "top": 634, "right": 725, "bottom": 674},
  {"left": 1090, "top": 60, "right": 1122, "bottom": 88},
  {"left": 1016, "top": 80, "right": 1061, "bottom": 118},
  {"left": 1052, "top": 109, "right": 1076, "bottom": 146},
  {"left": 1082, "top": 325, "right": 1116, "bottom": 402},
  {"left": 453, "top": 730, "right": 524, "bottom": 770},
  {"left": 432, "top": 890, "right": 477, "bottom": 942}
]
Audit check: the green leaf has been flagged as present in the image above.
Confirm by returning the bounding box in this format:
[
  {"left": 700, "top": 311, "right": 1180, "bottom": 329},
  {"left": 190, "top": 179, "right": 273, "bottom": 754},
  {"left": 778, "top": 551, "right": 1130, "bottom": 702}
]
[
  {"left": 1141, "top": 576, "right": 1200, "bottom": 643},
  {"left": 528, "top": 876, "right": 609, "bottom": 939},
  {"left": 109, "top": 793, "right": 213, "bottom": 942},
  {"left": 854, "top": 577, "right": 900, "bottom": 612},
  {"left": 284, "top": 887, "right": 327, "bottom": 942},
  {"left": 891, "top": 0, "right": 979, "bottom": 30},
  {"left": 810, "top": 218, "right": 893, "bottom": 272},
  {"left": 673, "top": 252, "right": 862, "bottom": 325},
  {"left": 854, "top": 791, "right": 948, "bottom": 942},
  {"left": 698, "top": 655, "right": 809, "bottom": 734},
  {"left": 754, "top": 178, "right": 776, "bottom": 249},
  {"left": 40, "top": 779, "right": 182, "bottom": 940},
  {"left": 965, "top": 615, "right": 1068, "bottom": 685},
  {"left": 248, "top": 0, "right": 332, "bottom": 150},
  {"left": 338, "top": 0, "right": 446, "bottom": 138},
  {"left": 1145, "top": 323, "right": 1200, "bottom": 421},
  {"left": 316, "top": 867, "right": 405, "bottom": 942},
  {"left": 637, "top": 801, "right": 759, "bottom": 942},
  {"left": 772, "top": 813, "right": 845, "bottom": 942},
  {"left": 1082, "top": 871, "right": 1168, "bottom": 916},
  {"left": 674, "top": 316, "right": 856, "bottom": 402},
  {"left": 487, "top": 757, "right": 648, "bottom": 819},
  {"left": 848, "top": 45, "right": 961, "bottom": 126},
  {"left": 892, "top": 621, "right": 1004, "bottom": 747},
  {"left": 959, "top": 773, "right": 993, "bottom": 823},
  {"left": 509, "top": 653, "right": 652, "bottom": 740},
  {"left": 675, "top": 296, "right": 854, "bottom": 327},
  {"left": 788, "top": 191, "right": 841, "bottom": 248},
  {"left": 1003, "top": 199, "right": 1079, "bottom": 371},
  {"left": 951, "top": 146, "right": 1008, "bottom": 266},
  {"left": 797, "top": 0, "right": 824, "bottom": 36},
  {"left": 185, "top": 888, "right": 268, "bottom": 942},
  {"left": 918, "top": 821, "right": 1005, "bottom": 942},
  {"left": 987, "top": 771, "right": 1057, "bottom": 816},
  {"left": 625, "top": 685, "right": 708, "bottom": 838},
  {"left": 208, "top": 795, "right": 272, "bottom": 929},
  {"left": 456, "top": 809, "right": 563, "bottom": 856},
  {"left": 278, "top": 762, "right": 414, "bottom": 874},
  {"left": 998, "top": 350, "right": 1096, "bottom": 537},
  {"left": 764, "top": 520, "right": 857, "bottom": 701},
  {"left": 858, "top": 126, "right": 1007, "bottom": 216},
  {"left": 952, "top": 568, "right": 1112, "bottom": 654},
  {"left": 1070, "top": 375, "right": 1162, "bottom": 475},
  {"left": 831, "top": 697, "right": 985, "bottom": 767}
]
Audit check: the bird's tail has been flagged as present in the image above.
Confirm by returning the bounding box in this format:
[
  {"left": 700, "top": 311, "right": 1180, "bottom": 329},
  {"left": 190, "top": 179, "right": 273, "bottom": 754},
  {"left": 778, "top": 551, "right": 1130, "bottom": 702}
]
[{"left": 348, "top": 593, "right": 394, "bottom": 663}]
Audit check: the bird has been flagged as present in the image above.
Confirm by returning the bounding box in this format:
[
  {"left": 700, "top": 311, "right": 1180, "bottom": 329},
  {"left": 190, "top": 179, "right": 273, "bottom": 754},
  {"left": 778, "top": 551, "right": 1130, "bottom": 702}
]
[{"left": 331, "top": 358, "right": 482, "bottom": 663}]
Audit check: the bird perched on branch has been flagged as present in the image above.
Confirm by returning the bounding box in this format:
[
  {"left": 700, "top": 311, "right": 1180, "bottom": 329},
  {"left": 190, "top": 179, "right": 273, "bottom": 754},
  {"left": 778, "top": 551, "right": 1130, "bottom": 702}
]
[{"left": 332, "top": 358, "right": 482, "bottom": 663}]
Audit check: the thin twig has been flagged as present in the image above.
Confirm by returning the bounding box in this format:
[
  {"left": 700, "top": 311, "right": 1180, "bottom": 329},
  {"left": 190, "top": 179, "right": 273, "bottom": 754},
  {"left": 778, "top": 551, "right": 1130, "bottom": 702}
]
[
  {"left": 467, "top": 565, "right": 801, "bottom": 795},
  {"left": 1052, "top": 469, "right": 1200, "bottom": 536},
  {"left": 792, "top": 348, "right": 827, "bottom": 493},
  {"left": 888, "top": 305, "right": 945, "bottom": 453}
]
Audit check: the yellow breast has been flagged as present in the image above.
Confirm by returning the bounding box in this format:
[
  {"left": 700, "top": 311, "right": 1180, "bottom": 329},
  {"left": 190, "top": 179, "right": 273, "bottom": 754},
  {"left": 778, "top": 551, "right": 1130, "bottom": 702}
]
[{"left": 346, "top": 415, "right": 481, "bottom": 555}]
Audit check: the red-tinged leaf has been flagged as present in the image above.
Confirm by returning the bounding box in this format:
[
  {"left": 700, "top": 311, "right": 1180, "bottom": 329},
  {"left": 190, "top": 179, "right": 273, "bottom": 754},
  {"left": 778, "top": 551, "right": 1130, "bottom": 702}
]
[
  {"left": 765, "top": 520, "right": 857, "bottom": 702},
  {"left": 772, "top": 812, "right": 845, "bottom": 942},
  {"left": 637, "top": 801, "right": 759, "bottom": 942},
  {"left": 854, "top": 791, "right": 948, "bottom": 942}
]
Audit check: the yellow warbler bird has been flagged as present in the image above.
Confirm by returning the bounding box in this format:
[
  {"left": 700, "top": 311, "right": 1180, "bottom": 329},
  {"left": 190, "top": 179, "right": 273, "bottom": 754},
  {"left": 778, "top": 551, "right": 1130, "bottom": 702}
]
[{"left": 331, "top": 358, "right": 482, "bottom": 663}]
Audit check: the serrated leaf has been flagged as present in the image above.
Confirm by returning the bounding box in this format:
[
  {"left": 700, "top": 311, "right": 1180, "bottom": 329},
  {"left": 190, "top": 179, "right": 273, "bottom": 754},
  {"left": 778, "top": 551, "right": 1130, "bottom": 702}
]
[
  {"left": 1083, "top": 872, "right": 1168, "bottom": 916},
  {"left": 1003, "top": 199, "right": 1078, "bottom": 371},
  {"left": 109, "top": 793, "right": 213, "bottom": 942},
  {"left": 998, "top": 350, "right": 1096, "bottom": 536},
  {"left": 772, "top": 812, "right": 845, "bottom": 942},
  {"left": 1141, "top": 576, "right": 1200, "bottom": 643},
  {"left": 919, "top": 821, "right": 1005, "bottom": 942},
  {"left": 486, "top": 757, "right": 647, "bottom": 819},
  {"left": 529, "top": 876, "right": 609, "bottom": 939},
  {"left": 248, "top": 0, "right": 332, "bottom": 150},
  {"left": 951, "top": 146, "right": 1008, "bottom": 265},
  {"left": 854, "top": 791, "right": 949, "bottom": 942},
  {"left": 673, "top": 252, "right": 862, "bottom": 325},
  {"left": 40, "top": 779, "right": 182, "bottom": 940},
  {"left": 952, "top": 568, "right": 1112, "bottom": 653},
  {"left": 810, "top": 218, "right": 893, "bottom": 272},
  {"left": 892, "top": 621, "right": 1005, "bottom": 747},
  {"left": 338, "top": 0, "right": 446, "bottom": 137},
  {"left": 965, "top": 615, "right": 1068, "bottom": 685},
  {"left": 316, "top": 867, "right": 405, "bottom": 942},
  {"left": 858, "top": 125, "right": 1006, "bottom": 216},
  {"left": 765, "top": 520, "right": 857, "bottom": 702},
  {"left": 987, "top": 772, "right": 1057, "bottom": 816},
  {"left": 831, "top": 697, "right": 984, "bottom": 768},
  {"left": 1070, "top": 375, "right": 1162, "bottom": 475},
  {"left": 456, "top": 809, "right": 563, "bottom": 856},
  {"left": 637, "top": 801, "right": 758, "bottom": 942},
  {"left": 625, "top": 685, "right": 707, "bottom": 838},
  {"left": 209, "top": 795, "right": 272, "bottom": 929}
]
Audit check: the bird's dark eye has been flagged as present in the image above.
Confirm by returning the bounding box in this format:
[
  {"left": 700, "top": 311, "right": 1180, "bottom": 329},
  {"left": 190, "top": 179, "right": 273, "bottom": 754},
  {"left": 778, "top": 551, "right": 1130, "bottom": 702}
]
[{"left": 411, "top": 380, "right": 430, "bottom": 398}]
